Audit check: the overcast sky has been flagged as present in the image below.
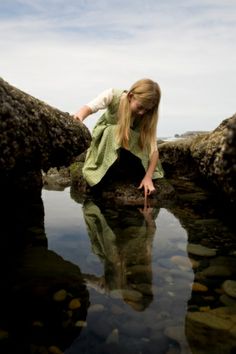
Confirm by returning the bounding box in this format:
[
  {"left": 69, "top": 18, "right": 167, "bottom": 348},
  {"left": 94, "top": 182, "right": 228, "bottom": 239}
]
[{"left": 1, "top": 0, "right": 236, "bottom": 136}]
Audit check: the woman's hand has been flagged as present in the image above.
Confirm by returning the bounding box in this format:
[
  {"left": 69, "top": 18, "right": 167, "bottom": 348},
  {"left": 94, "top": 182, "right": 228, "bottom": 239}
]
[
  {"left": 73, "top": 112, "right": 83, "bottom": 121},
  {"left": 73, "top": 105, "right": 93, "bottom": 122},
  {"left": 138, "top": 175, "right": 155, "bottom": 198}
]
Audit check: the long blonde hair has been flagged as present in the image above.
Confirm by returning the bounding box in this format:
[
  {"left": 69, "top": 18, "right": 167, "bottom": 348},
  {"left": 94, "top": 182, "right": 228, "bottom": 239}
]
[{"left": 116, "top": 78, "right": 161, "bottom": 154}]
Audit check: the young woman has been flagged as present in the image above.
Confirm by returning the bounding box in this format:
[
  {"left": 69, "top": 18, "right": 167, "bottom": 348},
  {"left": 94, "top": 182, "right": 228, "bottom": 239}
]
[{"left": 74, "top": 78, "right": 164, "bottom": 197}]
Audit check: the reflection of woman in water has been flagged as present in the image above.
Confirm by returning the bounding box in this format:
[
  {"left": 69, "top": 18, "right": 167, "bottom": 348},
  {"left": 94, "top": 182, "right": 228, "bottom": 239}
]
[{"left": 82, "top": 200, "right": 159, "bottom": 311}]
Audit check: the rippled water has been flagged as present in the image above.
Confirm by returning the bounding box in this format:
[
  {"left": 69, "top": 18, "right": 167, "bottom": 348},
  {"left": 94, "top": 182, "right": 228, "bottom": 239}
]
[{"left": 0, "top": 181, "right": 235, "bottom": 354}]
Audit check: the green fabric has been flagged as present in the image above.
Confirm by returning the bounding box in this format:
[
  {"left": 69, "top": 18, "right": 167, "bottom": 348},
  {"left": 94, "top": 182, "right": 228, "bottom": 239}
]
[{"left": 82, "top": 89, "right": 164, "bottom": 186}]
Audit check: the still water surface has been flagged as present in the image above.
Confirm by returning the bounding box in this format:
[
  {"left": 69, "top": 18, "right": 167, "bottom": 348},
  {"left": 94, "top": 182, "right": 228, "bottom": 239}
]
[
  {"left": 41, "top": 185, "right": 235, "bottom": 354},
  {"left": 0, "top": 183, "right": 235, "bottom": 354}
]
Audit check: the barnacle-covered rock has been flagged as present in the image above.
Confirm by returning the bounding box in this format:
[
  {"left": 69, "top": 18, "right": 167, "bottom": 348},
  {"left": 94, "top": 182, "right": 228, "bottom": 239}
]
[
  {"left": 159, "top": 114, "right": 236, "bottom": 204},
  {"left": 0, "top": 77, "right": 91, "bottom": 173},
  {"left": 0, "top": 77, "right": 91, "bottom": 195}
]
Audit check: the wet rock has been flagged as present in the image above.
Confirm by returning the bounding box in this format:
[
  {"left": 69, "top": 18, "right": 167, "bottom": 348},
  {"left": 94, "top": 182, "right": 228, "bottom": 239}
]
[
  {"left": 53, "top": 289, "right": 67, "bottom": 302},
  {"left": 209, "top": 256, "right": 236, "bottom": 275},
  {"left": 192, "top": 282, "right": 208, "bottom": 292},
  {"left": 220, "top": 294, "right": 236, "bottom": 307},
  {"left": 75, "top": 320, "right": 87, "bottom": 328},
  {"left": 48, "top": 346, "right": 63, "bottom": 354},
  {"left": 159, "top": 114, "right": 236, "bottom": 204},
  {"left": 122, "top": 289, "right": 143, "bottom": 302},
  {"left": 88, "top": 304, "right": 105, "bottom": 313},
  {"left": 222, "top": 280, "right": 236, "bottom": 298},
  {"left": 131, "top": 283, "right": 153, "bottom": 296},
  {"left": 43, "top": 167, "right": 71, "bottom": 190},
  {"left": 187, "top": 243, "right": 217, "bottom": 257},
  {"left": 170, "top": 255, "right": 193, "bottom": 270},
  {"left": 186, "top": 307, "right": 236, "bottom": 354},
  {"left": 68, "top": 298, "right": 81, "bottom": 310},
  {"left": 0, "top": 77, "right": 91, "bottom": 195},
  {"left": 201, "top": 265, "right": 233, "bottom": 278},
  {"left": 71, "top": 163, "right": 175, "bottom": 206},
  {"left": 106, "top": 328, "right": 119, "bottom": 344}
]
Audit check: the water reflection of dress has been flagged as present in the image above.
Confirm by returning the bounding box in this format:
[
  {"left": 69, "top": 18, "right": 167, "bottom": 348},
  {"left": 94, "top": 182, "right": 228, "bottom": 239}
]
[{"left": 82, "top": 200, "right": 159, "bottom": 311}]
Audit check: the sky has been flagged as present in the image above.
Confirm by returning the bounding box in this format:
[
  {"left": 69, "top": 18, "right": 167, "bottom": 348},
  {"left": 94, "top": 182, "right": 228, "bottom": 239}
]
[{"left": 0, "top": 0, "right": 236, "bottom": 137}]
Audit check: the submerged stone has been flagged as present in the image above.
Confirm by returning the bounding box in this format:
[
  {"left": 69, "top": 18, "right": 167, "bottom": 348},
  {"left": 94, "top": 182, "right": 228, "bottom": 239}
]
[
  {"left": 68, "top": 298, "right": 81, "bottom": 310},
  {"left": 186, "top": 307, "right": 236, "bottom": 354},
  {"left": 106, "top": 328, "right": 119, "bottom": 344},
  {"left": 187, "top": 243, "right": 217, "bottom": 257},
  {"left": 201, "top": 265, "right": 233, "bottom": 278},
  {"left": 53, "top": 289, "right": 68, "bottom": 302},
  {"left": 192, "top": 282, "right": 208, "bottom": 292},
  {"left": 222, "top": 280, "right": 236, "bottom": 298},
  {"left": 48, "top": 346, "right": 63, "bottom": 354}
]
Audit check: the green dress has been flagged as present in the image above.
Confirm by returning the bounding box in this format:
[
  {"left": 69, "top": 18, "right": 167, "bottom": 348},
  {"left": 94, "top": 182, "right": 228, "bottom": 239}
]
[{"left": 82, "top": 89, "right": 164, "bottom": 186}]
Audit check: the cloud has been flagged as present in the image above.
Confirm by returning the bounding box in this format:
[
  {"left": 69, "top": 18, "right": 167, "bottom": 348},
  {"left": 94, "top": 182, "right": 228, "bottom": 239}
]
[{"left": 0, "top": 0, "right": 236, "bottom": 136}]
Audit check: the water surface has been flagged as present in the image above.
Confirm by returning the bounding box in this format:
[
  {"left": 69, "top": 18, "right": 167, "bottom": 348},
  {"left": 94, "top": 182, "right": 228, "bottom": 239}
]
[{"left": 0, "top": 182, "right": 235, "bottom": 354}]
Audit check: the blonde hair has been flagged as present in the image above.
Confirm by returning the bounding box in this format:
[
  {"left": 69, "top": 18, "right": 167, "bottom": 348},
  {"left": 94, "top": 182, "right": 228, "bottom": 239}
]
[{"left": 116, "top": 78, "right": 161, "bottom": 154}]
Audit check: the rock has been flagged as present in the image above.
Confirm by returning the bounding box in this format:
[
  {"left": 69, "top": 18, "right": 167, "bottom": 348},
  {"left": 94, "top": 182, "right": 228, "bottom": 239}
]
[
  {"left": 186, "top": 307, "right": 236, "bottom": 354},
  {"left": 220, "top": 294, "right": 236, "bottom": 307},
  {"left": 222, "top": 280, "right": 236, "bottom": 298},
  {"left": 75, "top": 320, "right": 87, "bottom": 328},
  {"left": 88, "top": 304, "right": 105, "bottom": 313},
  {"left": 192, "top": 282, "right": 208, "bottom": 292},
  {"left": 199, "top": 306, "right": 211, "bottom": 312},
  {"left": 106, "top": 328, "right": 119, "bottom": 344},
  {"left": 187, "top": 243, "right": 217, "bottom": 257},
  {"left": 0, "top": 77, "right": 91, "bottom": 197},
  {"left": 71, "top": 164, "right": 175, "bottom": 206},
  {"left": 48, "top": 345, "right": 63, "bottom": 354},
  {"left": 187, "top": 311, "right": 233, "bottom": 330},
  {"left": 201, "top": 265, "right": 233, "bottom": 278},
  {"left": 53, "top": 289, "right": 67, "bottom": 302},
  {"left": 121, "top": 289, "right": 143, "bottom": 302},
  {"left": 170, "top": 255, "right": 192, "bottom": 270},
  {"left": 159, "top": 114, "right": 236, "bottom": 204},
  {"left": 42, "top": 167, "right": 71, "bottom": 190},
  {"left": 68, "top": 298, "right": 81, "bottom": 310}
]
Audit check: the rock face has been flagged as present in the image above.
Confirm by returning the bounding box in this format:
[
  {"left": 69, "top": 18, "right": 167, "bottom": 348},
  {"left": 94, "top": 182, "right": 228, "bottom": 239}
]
[
  {"left": 0, "top": 77, "right": 91, "bottom": 195},
  {"left": 70, "top": 159, "right": 175, "bottom": 207},
  {"left": 159, "top": 114, "right": 236, "bottom": 204}
]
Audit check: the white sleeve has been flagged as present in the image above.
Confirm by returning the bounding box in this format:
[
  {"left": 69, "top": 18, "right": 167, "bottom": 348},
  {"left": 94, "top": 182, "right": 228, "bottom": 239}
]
[{"left": 86, "top": 88, "right": 114, "bottom": 113}]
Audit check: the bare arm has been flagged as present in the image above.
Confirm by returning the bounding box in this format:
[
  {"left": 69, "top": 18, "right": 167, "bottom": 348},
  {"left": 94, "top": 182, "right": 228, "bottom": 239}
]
[
  {"left": 73, "top": 88, "right": 114, "bottom": 122},
  {"left": 145, "top": 150, "right": 159, "bottom": 179},
  {"left": 138, "top": 150, "right": 159, "bottom": 197},
  {"left": 74, "top": 105, "right": 93, "bottom": 122}
]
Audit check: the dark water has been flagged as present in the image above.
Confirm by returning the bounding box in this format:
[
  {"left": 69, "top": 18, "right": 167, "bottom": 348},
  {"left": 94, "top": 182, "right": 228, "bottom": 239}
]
[{"left": 0, "top": 180, "right": 235, "bottom": 354}]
